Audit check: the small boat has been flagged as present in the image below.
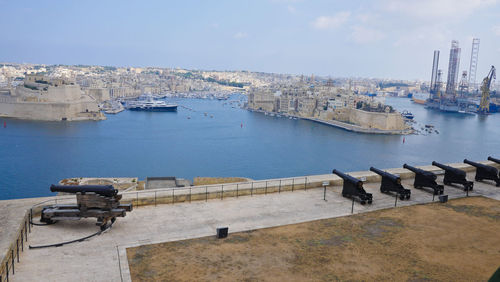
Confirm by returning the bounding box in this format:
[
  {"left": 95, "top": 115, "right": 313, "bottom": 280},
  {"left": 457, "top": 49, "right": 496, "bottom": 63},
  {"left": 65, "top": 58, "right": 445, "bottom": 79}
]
[{"left": 401, "top": 110, "right": 414, "bottom": 120}]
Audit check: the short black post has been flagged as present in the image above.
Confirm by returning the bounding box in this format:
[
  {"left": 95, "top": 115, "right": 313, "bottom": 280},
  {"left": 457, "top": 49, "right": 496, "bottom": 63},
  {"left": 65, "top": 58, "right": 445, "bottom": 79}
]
[
  {"left": 265, "top": 181, "right": 268, "bottom": 195},
  {"left": 304, "top": 177, "right": 307, "bottom": 190},
  {"left": 205, "top": 186, "right": 208, "bottom": 202},
  {"left": 189, "top": 187, "right": 192, "bottom": 203},
  {"left": 16, "top": 240, "right": 19, "bottom": 263},
  {"left": 21, "top": 232, "right": 23, "bottom": 252},
  {"left": 30, "top": 209, "right": 33, "bottom": 230},
  {"left": 154, "top": 191, "right": 157, "bottom": 207},
  {"left": 432, "top": 193, "right": 435, "bottom": 202},
  {"left": 251, "top": 182, "right": 253, "bottom": 196},
  {"left": 11, "top": 250, "right": 14, "bottom": 274},
  {"left": 292, "top": 178, "right": 295, "bottom": 192},
  {"left": 25, "top": 224, "right": 27, "bottom": 242},
  {"left": 136, "top": 192, "right": 139, "bottom": 207},
  {"left": 351, "top": 197, "right": 354, "bottom": 214},
  {"left": 172, "top": 189, "right": 174, "bottom": 204},
  {"left": 394, "top": 193, "right": 398, "bottom": 207},
  {"left": 279, "top": 180, "right": 281, "bottom": 193},
  {"left": 323, "top": 186, "right": 326, "bottom": 201},
  {"left": 6, "top": 262, "right": 8, "bottom": 281},
  {"left": 466, "top": 187, "right": 469, "bottom": 197},
  {"left": 221, "top": 185, "right": 224, "bottom": 200},
  {"left": 236, "top": 184, "right": 239, "bottom": 197}
]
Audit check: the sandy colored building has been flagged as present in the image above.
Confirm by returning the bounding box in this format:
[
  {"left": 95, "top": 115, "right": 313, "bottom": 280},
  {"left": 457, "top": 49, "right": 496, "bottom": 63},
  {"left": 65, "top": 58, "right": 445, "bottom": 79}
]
[{"left": 0, "top": 74, "right": 105, "bottom": 121}]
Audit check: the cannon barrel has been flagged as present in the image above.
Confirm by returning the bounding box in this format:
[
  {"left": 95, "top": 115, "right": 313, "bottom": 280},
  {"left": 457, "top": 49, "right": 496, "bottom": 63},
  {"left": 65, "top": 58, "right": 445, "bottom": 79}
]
[
  {"left": 50, "top": 184, "right": 118, "bottom": 197},
  {"left": 431, "top": 161, "right": 450, "bottom": 170},
  {"left": 370, "top": 167, "right": 400, "bottom": 183},
  {"left": 464, "top": 159, "right": 485, "bottom": 168},
  {"left": 332, "top": 169, "right": 362, "bottom": 186},
  {"left": 488, "top": 156, "right": 500, "bottom": 164},
  {"left": 403, "top": 163, "right": 424, "bottom": 174}
]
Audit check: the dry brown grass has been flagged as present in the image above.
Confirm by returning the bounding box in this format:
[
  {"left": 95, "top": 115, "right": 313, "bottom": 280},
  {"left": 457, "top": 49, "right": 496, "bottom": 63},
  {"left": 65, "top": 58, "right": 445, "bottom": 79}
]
[
  {"left": 127, "top": 196, "right": 500, "bottom": 281},
  {"left": 193, "top": 177, "right": 250, "bottom": 186}
]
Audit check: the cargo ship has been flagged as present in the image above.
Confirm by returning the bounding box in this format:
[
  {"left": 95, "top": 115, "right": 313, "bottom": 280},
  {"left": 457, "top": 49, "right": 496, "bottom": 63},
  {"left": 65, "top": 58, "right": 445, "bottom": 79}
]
[{"left": 411, "top": 92, "right": 430, "bottom": 104}]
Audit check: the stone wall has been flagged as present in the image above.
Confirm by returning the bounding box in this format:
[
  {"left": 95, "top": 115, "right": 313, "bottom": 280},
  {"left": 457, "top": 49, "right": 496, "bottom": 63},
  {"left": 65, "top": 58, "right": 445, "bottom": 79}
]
[
  {"left": 349, "top": 109, "right": 406, "bottom": 131},
  {"left": 329, "top": 108, "right": 405, "bottom": 130},
  {"left": 0, "top": 100, "right": 105, "bottom": 121}
]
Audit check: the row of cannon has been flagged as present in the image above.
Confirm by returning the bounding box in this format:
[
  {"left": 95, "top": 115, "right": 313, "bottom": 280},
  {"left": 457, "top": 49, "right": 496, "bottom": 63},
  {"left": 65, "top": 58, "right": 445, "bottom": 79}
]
[{"left": 332, "top": 157, "right": 500, "bottom": 205}]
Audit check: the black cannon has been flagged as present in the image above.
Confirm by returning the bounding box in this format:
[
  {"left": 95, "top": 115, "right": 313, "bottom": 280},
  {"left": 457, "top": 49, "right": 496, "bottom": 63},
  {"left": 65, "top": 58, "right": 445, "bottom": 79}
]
[
  {"left": 50, "top": 184, "right": 118, "bottom": 197},
  {"left": 370, "top": 167, "right": 411, "bottom": 200},
  {"left": 431, "top": 161, "right": 473, "bottom": 191},
  {"left": 332, "top": 169, "right": 373, "bottom": 205},
  {"left": 41, "top": 184, "right": 132, "bottom": 230},
  {"left": 464, "top": 159, "right": 500, "bottom": 186},
  {"left": 488, "top": 156, "right": 500, "bottom": 165},
  {"left": 403, "top": 164, "right": 444, "bottom": 195}
]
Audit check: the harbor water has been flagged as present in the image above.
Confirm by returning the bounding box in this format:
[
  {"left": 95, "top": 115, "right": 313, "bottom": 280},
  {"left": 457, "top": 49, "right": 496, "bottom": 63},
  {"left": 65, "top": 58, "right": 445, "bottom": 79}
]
[{"left": 1, "top": 96, "right": 499, "bottom": 200}]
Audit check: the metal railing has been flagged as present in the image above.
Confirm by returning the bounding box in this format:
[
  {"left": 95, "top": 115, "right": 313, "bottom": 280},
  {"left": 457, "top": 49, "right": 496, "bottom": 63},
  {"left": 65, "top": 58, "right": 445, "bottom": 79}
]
[
  {"left": 118, "top": 176, "right": 315, "bottom": 208},
  {"left": 0, "top": 209, "right": 32, "bottom": 282}
]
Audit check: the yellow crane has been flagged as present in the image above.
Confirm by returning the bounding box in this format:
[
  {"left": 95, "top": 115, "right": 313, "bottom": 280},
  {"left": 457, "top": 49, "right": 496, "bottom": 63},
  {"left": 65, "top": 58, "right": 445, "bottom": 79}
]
[{"left": 479, "top": 66, "right": 496, "bottom": 114}]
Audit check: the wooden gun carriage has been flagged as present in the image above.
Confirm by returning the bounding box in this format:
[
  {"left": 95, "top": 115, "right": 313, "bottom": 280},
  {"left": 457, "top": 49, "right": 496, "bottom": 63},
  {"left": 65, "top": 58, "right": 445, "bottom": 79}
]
[{"left": 41, "top": 184, "right": 132, "bottom": 230}]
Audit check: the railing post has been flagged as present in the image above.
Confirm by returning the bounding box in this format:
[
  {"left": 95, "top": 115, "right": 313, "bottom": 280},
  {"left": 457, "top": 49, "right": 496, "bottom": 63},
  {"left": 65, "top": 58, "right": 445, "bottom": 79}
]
[
  {"left": 265, "top": 181, "right": 268, "bottom": 195},
  {"left": 154, "top": 191, "right": 157, "bottom": 207},
  {"left": 221, "top": 185, "right": 224, "bottom": 200},
  {"left": 251, "top": 182, "right": 253, "bottom": 196},
  {"left": 172, "top": 189, "right": 175, "bottom": 204},
  {"left": 304, "top": 177, "right": 307, "bottom": 191},
  {"left": 279, "top": 180, "right": 281, "bottom": 193},
  {"left": 205, "top": 186, "right": 208, "bottom": 202},
  {"left": 21, "top": 231, "right": 23, "bottom": 252},
  {"left": 6, "top": 262, "right": 8, "bottom": 281},
  {"left": 395, "top": 193, "right": 398, "bottom": 207},
  {"left": 189, "top": 187, "right": 192, "bottom": 203},
  {"left": 351, "top": 197, "right": 354, "bottom": 214},
  {"left": 292, "top": 178, "right": 295, "bottom": 192},
  {"left": 236, "top": 184, "right": 239, "bottom": 197},
  {"left": 136, "top": 192, "right": 139, "bottom": 207},
  {"left": 11, "top": 250, "right": 14, "bottom": 275},
  {"left": 16, "top": 240, "right": 19, "bottom": 263},
  {"left": 29, "top": 209, "right": 33, "bottom": 231}
]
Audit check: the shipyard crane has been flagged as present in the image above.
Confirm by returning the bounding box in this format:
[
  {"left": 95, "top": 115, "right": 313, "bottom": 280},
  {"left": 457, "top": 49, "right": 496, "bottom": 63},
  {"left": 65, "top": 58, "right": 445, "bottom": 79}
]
[{"left": 479, "top": 66, "right": 496, "bottom": 114}]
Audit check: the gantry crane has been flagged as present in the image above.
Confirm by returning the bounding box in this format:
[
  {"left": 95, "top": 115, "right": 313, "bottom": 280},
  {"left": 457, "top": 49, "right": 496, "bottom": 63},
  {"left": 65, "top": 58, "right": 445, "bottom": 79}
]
[{"left": 478, "top": 66, "right": 496, "bottom": 114}]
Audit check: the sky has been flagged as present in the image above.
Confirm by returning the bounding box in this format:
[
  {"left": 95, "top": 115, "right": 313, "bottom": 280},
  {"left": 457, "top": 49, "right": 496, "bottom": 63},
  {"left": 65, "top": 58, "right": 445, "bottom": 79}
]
[{"left": 1, "top": 0, "right": 499, "bottom": 81}]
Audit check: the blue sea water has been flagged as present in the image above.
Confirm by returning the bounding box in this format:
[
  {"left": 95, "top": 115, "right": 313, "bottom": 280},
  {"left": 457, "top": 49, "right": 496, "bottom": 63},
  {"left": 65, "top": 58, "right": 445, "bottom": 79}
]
[{"left": 1, "top": 96, "right": 499, "bottom": 200}]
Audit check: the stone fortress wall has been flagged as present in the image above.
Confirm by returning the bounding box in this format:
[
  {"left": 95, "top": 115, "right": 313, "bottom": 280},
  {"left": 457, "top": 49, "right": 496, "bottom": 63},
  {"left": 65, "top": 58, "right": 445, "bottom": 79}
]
[{"left": 0, "top": 74, "right": 104, "bottom": 121}]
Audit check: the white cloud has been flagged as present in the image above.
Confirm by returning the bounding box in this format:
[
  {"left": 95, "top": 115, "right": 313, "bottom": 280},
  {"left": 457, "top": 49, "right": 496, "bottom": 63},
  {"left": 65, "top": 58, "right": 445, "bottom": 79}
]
[
  {"left": 351, "top": 26, "right": 385, "bottom": 44},
  {"left": 356, "top": 13, "right": 379, "bottom": 23},
  {"left": 393, "top": 25, "right": 451, "bottom": 47},
  {"left": 383, "top": 0, "right": 496, "bottom": 21},
  {"left": 493, "top": 25, "right": 500, "bottom": 36},
  {"left": 233, "top": 32, "right": 248, "bottom": 39},
  {"left": 311, "top": 12, "right": 350, "bottom": 30}
]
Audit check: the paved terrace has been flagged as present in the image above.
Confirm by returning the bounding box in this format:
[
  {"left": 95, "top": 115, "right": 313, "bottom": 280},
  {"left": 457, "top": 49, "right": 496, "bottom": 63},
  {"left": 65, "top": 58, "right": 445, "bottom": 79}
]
[{"left": 1, "top": 161, "right": 499, "bottom": 281}]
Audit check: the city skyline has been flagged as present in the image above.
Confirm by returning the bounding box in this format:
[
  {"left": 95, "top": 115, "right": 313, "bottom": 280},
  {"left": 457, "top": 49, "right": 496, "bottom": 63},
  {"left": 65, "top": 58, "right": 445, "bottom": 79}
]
[{"left": 1, "top": 0, "right": 500, "bottom": 80}]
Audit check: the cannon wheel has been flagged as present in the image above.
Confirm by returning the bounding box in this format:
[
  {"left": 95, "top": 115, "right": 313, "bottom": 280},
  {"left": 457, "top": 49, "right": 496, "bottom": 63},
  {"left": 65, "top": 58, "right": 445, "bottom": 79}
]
[{"left": 360, "top": 200, "right": 366, "bottom": 205}]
